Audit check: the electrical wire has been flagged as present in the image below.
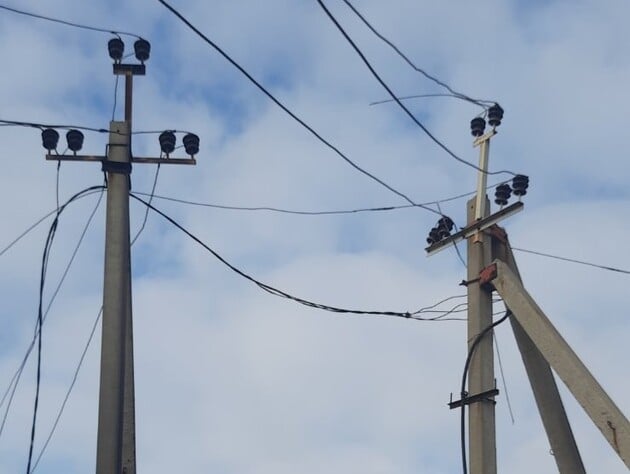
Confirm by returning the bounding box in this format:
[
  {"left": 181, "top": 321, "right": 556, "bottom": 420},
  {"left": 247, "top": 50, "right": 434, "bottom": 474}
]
[
  {"left": 510, "top": 246, "right": 630, "bottom": 275},
  {"left": 494, "top": 334, "right": 515, "bottom": 425},
  {"left": 30, "top": 307, "right": 103, "bottom": 473},
  {"left": 0, "top": 4, "right": 142, "bottom": 39},
  {"left": 111, "top": 75, "right": 120, "bottom": 122},
  {"left": 130, "top": 164, "right": 160, "bottom": 246},
  {"left": 315, "top": 0, "right": 516, "bottom": 177},
  {"left": 0, "top": 118, "right": 110, "bottom": 134},
  {"left": 154, "top": 0, "right": 451, "bottom": 216},
  {"left": 459, "top": 311, "right": 511, "bottom": 474},
  {"left": 369, "top": 93, "right": 484, "bottom": 107},
  {"left": 340, "top": 0, "right": 493, "bottom": 108},
  {"left": 0, "top": 189, "right": 103, "bottom": 258},
  {"left": 130, "top": 192, "right": 471, "bottom": 320},
  {"left": 0, "top": 186, "right": 105, "bottom": 464}
]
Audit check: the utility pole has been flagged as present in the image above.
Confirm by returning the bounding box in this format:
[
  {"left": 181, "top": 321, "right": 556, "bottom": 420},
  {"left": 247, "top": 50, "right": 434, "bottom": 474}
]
[
  {"left": 425, "top": 106, "right": 627, "bottom": 470},
  {"left": 426, "top": 105, "right": 513, "bottom": 474},
  {"left": 42, "top": 37, "right": 198, "bottom": 473},
  {"left": 465, "top": 116, "right": 498, "bottom": 474}
]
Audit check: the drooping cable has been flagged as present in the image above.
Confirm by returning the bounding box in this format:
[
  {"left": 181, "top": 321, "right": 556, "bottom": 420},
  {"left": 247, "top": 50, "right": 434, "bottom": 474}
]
[
  {"left": 0, "top": 185, "right": 104, "bottom": 470},
  {"left": 459, "top": 311, "right": 511, "bottom": 474},
  {"left": 130, "top": 164, "right": 160, "bottom": 246},
  {"left": 315, "top": 0, "right": 516, "bottom": 177},
  {"left": 154, "top": 0, "right": 449, "bottom": 215},
  {"left": 0, "top": 187, "right": 105, "bottom": 440},
  {"left": 0, "top": 3, "right": 142, "bottom": 39},
  {"left": 0, "top": 190, "right": 103, "bottom": 258},
  {"left": 30, "top": 307, "right": 103, "bottom": 473},
  {"left": 370, "top": 93, "right": 484, "bottom": 107},
  {"left": 340, "top": 0, "right": 493, "bottom": 107},
  {"left": 131, "top": 192, "right": 470, "bottom": 320}
]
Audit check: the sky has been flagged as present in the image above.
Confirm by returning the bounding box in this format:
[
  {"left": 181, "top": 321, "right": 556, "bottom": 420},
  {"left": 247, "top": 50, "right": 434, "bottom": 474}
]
[{"left": 0, "top": 0, "right": 628, "bottom": 472}]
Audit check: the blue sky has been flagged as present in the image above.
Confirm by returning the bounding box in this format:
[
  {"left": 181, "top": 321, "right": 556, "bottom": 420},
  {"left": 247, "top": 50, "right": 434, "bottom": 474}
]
[{"left": 0, "top": 0, "right": 629, "bottom": 472}]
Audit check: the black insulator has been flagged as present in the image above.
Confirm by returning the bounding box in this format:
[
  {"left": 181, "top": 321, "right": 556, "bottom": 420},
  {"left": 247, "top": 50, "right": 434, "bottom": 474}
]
[
  {"left": 488, "top": 103, "right": 504, "bottom": 127},
  {"left": 438, "top": 216, "right": 454, "bottom": 232},
  {"left": 512, "top": 174, "right": 529, "bottom": 196},
  {"left": 41, "top": 128, "right": 59, "bottom": 151},
  {"left": 428, "top": 227, "right": 440, "bottom": 243},
  {"left": 134, "top": 39, "right": 151, "bottom": 62},
  {"left": 494, "top": 183, "right": 512, "bottom": 206},
  {"left": 108, "top": 38, "right": 124, "bottom": 62},
  {"left": 470, "top": 117, "right": 486, "bottom": 137},
  {"left": 66, "top": 129, "right": 84, "bottom": 153},
  {"left": 426, "top": 235, "right": 435, "bottom": 245},
  {"left": 182, "top": 133, "right": 200, "bottom": 156},
  {"left": 438, "top": 226, "right": 450, "bottom": 240},
  {"left": 159, "top": 131, "right": 176, "bottom": 155}
]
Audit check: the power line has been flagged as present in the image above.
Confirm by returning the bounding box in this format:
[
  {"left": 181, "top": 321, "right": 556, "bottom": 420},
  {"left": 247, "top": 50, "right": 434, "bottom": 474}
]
[
  {"left": 154, "top": 0, "right": 447, "bottom": 214},
  {"left": 0, "top": 186, "right": 105, "bottom": 446},
  {"left": 510, "top": 246, "right": 630, "bottom": 275},
  {"left": 494, "top": 334, "right": 515, "bottom": 425},
  {"left": 340, "top": 0, "right": 493, "bottom": 108},
  {"left": 30, "top": 307, "right": 103, "bottom": 473},
  {"left": 0, "top": 3, "right": 142, "bottom": 39},
  {"left": 130, "top": 164, "right": 161, "bottom": 246},
  {"left": 315, "top": 0, "right": 516, "bottom": 177},
  {"left": 133, "top": 182, "right": 507, "bottom": 216},
  {"left": 111, "top": 76, "right": 120, "bottom": 122},
  {"left": 370, "top": 93, "right": 481, "bottom": 107},
  {"left": 131, "top": 192, "right": 472, "bottom": 320},
  {"left": 0, "top": 118, "right": 190, "bottom": 137},
  {"left": 0, "top": 189, "right": 103, "bottom": 258}
]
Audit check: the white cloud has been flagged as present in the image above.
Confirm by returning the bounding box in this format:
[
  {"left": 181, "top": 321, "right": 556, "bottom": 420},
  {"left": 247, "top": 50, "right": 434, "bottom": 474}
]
[{"left": 0, "top": 0, "right": 628, "bottom": 472}]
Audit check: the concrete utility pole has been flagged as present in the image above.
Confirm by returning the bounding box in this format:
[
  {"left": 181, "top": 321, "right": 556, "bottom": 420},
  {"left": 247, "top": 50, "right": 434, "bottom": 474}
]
[
  {"left": 43, "top": 38, "right": 198, "bottom": 473},
  {"left": 97, "top": 118, "right": 131, "bottom": 473},
  {"left": 426, "top": 107, "right": 626, "bottom": 470},
  {"left": 466, "top": 128, "right": 497, "bottom": 474}
]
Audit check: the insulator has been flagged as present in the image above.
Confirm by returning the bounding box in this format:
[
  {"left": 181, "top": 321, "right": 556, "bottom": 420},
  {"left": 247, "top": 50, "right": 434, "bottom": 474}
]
[
  {"left": 108, "top": 38, "right": 124, "bottom": 62},
  {"left": 470, "top": 117, "right": 486, "bottom": 137},
  {"left": 438, "top": 226, "right": 450, "bottom": 240},
  {"left": 512, "top": 174, "right": 529, "bottom": 196},
  {"left": 426, "top": 235, "right": 435, "bottom": 245},
  {"left": 134, "top": 39, "right": 151, "bottom": 62},
  {"left": 494, "top": 183, "right": 512, "bottom": 206},
  {"left": 428, "top": 227, "right": 440, "bottom": 243},
  {"left": 41, "top": 128, "right": 59, "bottom": 151},
  {"left": 488, "top": 103, "right": 504, "bottom": 127},
  {"left": 159, "top": 131, "right": 176, "bottom": 155},
  {"left": 182, "top": 133, "right": 200, "bottom": 156},
  {"left": 438, "top": 216, "right": 454, "bottom": 232},
  {"left": 66, "top": 129, "right": 84, "bottom": 153}
]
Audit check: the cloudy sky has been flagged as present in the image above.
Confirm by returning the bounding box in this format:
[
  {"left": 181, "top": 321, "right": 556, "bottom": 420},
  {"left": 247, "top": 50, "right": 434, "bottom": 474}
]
[{"left": 0, "top": 0, "right": 628, "bottom": 472}]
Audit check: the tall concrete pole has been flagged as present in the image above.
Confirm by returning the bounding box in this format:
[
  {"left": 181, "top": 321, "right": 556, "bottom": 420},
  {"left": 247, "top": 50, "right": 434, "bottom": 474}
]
[
  {"left": 121, "top": 73, "right": 137, "bottom": 474},
  {"left": 467, "top": 129, "right": 497, "bottom": 474},
  {"left": 96, "top": 120, "right": 131, "bottom": 473}
]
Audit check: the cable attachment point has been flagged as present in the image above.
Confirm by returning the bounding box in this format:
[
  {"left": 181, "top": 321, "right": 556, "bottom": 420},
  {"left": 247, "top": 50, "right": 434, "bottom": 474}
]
[{"left": 448, "top": 388, "right": 500, "bottom": 409}]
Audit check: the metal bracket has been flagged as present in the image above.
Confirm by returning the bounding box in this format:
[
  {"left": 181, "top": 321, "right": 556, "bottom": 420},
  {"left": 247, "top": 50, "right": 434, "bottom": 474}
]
[
  {"left": 102, "top": 160, "right": 132, "bottom": 175},
  {"left": 448, "top": 388, "right": 500, "bottom": 409}
]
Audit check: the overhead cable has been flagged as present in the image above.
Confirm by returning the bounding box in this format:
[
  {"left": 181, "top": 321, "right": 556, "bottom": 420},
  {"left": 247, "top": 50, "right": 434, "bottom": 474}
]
[
  {"left": 154, "top": 0, "right": 447, "bottom": 213},
  {"left": 315, "top": 0, "right": 516, "bottom": 177},
  {"left": 131, "top": 193, "right": 470, "bottom": 320},
  {"left": 511, "top": 246, "right": 630, "bottom": 275},
  {"left": 340, "top": 0, "right": 493, "bottom": 107},
  {"left": 0, "top": 3, "right": 142, "bottom": 39}
]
